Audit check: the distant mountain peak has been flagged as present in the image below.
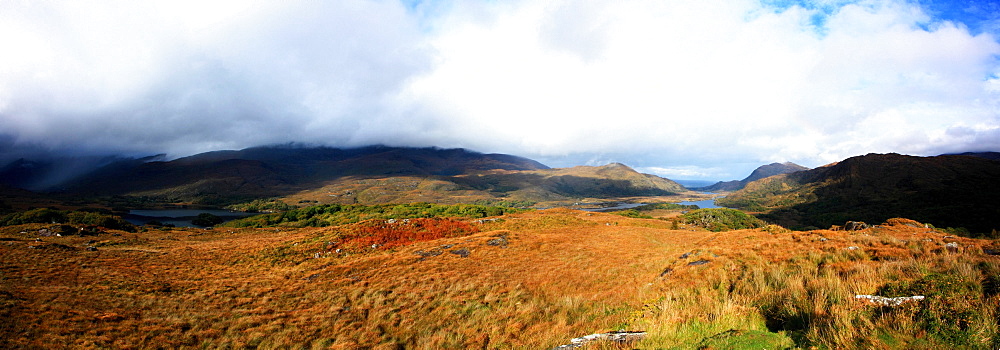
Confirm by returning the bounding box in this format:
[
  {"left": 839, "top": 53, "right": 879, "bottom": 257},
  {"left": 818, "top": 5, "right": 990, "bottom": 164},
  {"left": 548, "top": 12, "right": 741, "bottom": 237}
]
[
  {"left": 742, "top": 162, "right": 808, "bottom": 183},
  {"left": 697, "top": 161, "right": 809, "bottom": 192}
]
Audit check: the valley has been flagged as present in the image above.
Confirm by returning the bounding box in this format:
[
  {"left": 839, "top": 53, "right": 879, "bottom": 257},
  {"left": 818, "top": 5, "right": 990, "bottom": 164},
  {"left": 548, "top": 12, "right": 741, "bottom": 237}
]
[{"left": 1, "top": 146, "right": 999, "bottom": 349}]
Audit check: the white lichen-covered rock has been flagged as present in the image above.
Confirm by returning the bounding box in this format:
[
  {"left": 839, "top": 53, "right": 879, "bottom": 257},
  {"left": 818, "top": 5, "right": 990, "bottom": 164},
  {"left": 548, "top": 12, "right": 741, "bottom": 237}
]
[
  {"left": 855, "top": 294, "right": 925, "bottom": 306},
  {"left": 553, "top": 331, "right": 646, "bottom": 349}
]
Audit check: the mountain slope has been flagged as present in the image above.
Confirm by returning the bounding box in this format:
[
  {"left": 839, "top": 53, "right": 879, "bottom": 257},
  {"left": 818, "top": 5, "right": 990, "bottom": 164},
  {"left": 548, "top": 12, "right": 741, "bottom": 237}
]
[
  {"left": 699, "top": 162, "right": 809, "bottom": 191},
  {"left": 944, "top": 151, "right": 1000, "bottom": 161},
  {"left": 456, "top": 163, "right": 686, "bottom": 201},
  {"left": 53, "top": 146, "right": 549, "bottom": 204},
  {"left": 717, "top": 153, "right": 1000, "bottom": 233},
  {"left": 5, "top": 145, "right": 690, "bottom": 207},
  {"left": 285, "top": 162, "right": 688, "bottom": 206}
]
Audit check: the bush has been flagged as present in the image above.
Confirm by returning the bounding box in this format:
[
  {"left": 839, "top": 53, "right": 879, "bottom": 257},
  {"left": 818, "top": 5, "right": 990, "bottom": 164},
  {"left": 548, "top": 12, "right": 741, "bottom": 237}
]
[
  {"left": 66, "top": 211, "right": 135, "bottom": 231},
  {"left": 191, "top": 213, "right": 224, "bottom": 227},
  {"left": 0, "top": 208, "right": 67, "bottom": 226},
  {"left": 613, "top": 209, "right": 653, "bottom": 219},
  {"left": 226, "top": 198, "right": 296, "bottom": 212},
  {"left": 680, "top": 208, "right": 766, "bottom": 232},
  {"left": 222, "top": 203, "right": 527, "bottom": 228},
  {"left": 0, "top": 208, "right": 136, "bottom": 231}
]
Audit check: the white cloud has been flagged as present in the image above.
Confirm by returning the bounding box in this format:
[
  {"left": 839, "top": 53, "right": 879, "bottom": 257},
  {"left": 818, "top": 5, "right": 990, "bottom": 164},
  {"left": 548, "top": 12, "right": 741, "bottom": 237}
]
[
  {"left": 406, "top": 0, "right": 1000, "bottom": 169},
  {"left": 0, "top": 0, "right": 998, "bottom": 178},
  {"left": 636, "top": 166, "right": 730, "bottom": 179}
]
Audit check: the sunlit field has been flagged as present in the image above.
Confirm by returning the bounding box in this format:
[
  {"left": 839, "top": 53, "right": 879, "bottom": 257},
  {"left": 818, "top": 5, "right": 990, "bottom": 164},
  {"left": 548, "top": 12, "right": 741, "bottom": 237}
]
[{"left": 3, "top": 207, "right": 997, "bottom": 349}]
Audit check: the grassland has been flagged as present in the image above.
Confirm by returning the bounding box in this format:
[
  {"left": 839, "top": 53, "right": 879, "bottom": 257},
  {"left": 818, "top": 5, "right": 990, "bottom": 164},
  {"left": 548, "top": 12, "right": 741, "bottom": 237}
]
[{"left": 2, "top": 207, "right": 998, "bottom": 349}]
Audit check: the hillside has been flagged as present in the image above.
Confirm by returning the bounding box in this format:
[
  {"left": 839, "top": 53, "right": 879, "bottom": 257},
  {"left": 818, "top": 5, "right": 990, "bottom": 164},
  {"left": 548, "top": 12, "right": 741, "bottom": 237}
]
[
  {"left": 945, "top": 151, "right": 1000, "bottom": 161},
  {"left": 1, "top": 146, "right": 548, "bottom": 205},
  {"left": 718, "top": 153, "right": 1000, "bottom": 234},
  {"left": 2, "top": 207, "right": 998, "bottom": 348},
  {"left": 458, "top": 162, "right": 686, "bottom": 201},
  {"left": 1, "top": 146, "right": 693, "bottom": 208},
  {"left": 699, "top": 162, "right": 808, "bottom": 192},
  {"left": 282, "top": 162, "right": 688, "bottom": 207}
]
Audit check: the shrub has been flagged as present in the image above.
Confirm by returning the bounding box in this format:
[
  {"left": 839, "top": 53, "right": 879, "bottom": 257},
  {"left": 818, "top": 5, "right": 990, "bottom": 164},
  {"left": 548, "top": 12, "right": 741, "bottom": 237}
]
[
  {"left": 226, "top": 198, "right": 296, "bottom": 212},
  {"left": 191, "top": 213, "right": 224, "bottom": 227},
  {"left": 613, "top": 209, "right": 653, "bottom": 219},
  {"left": 0, "top": 208, "right": 136, "bottom": 231},
  {"left": 679, "top": 208, "right": 766, "bottom": 232},
  {"left": 222, "top": 203, "right": 526, "bottom": 228}
]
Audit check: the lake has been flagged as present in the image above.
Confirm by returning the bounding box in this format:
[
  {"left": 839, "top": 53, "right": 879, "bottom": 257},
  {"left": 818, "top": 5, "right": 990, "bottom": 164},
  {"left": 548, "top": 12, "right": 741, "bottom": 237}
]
[
  {"left": 676, "top": 198, "right": 723, "bottom": 209},
  {"left": 676, "top": 192, "right": 725, "bottom": 209},
  {"left": 124, "top": 209, "right": 258, "bottom": 227},
  {"left": 579, "top": 203, "right": 646, "bottom": 212}
]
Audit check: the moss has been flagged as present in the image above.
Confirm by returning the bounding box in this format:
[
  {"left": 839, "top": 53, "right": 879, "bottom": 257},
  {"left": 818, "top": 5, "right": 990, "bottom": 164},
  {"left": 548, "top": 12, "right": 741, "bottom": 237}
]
[{"left": 686, "top": 329, "right": 795, "bottom": 350}]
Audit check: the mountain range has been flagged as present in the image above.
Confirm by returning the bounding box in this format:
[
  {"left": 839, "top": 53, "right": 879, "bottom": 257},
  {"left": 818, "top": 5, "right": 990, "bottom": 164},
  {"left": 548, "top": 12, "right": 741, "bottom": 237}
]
[
  {"left": 3, "top": 146, "right": 999, "bottom": 234},
  {"left": 0, "top": 145, "right": 686, "bottom": 207}
]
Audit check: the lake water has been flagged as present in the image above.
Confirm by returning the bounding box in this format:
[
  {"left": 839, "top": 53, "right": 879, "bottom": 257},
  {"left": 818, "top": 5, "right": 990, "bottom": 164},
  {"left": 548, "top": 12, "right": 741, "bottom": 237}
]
[
  {"left": 580, "top": 203, "right": 645, "bottom": 212},
  {"left": 676, "top": 198, "right": 723, "bottom": 209},
  {"left": 124, "top": 209, "right": 258, "bottom": 227}
]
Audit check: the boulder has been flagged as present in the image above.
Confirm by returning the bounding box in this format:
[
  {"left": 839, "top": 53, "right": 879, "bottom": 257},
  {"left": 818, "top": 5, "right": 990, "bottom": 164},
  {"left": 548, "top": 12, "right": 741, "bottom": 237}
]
[{"left": 844, "top": 221, "right": 869, "bottom": 231}]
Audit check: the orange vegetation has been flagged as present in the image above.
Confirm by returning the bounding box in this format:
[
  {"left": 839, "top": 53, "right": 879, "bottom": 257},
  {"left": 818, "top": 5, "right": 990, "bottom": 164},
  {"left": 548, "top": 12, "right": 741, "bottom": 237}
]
[{"left": 1, "top": 210, "right": 997, "bottom": 348}]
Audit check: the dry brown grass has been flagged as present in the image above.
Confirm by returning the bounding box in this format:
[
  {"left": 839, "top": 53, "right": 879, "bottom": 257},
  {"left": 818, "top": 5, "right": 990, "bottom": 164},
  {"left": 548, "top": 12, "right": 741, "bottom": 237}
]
[{"left": 1, "top": 211, "right": 997, "bottom": 349}]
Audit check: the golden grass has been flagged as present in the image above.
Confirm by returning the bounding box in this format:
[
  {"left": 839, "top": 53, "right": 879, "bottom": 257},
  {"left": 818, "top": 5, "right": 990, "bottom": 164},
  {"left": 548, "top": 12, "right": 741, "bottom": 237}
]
[{"left": 1, "top": 212, "right": 998, "bottom": 349}]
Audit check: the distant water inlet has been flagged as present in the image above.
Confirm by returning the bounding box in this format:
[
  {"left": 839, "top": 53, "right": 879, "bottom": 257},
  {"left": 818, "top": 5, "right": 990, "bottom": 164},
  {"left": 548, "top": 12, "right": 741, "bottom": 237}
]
[
  {"left": 124, "top": 209, "right": 257, "bottom": 227},
  {"left": 676, "top": 198, "right": 723, "bottom": 209},
  {"left": 676, "top": 192, "right": 725, "bottom": 209}
]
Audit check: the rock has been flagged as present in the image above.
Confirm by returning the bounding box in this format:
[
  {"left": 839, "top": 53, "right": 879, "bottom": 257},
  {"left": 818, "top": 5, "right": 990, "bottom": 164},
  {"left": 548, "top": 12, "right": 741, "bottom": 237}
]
[
  {"left": 553, "top": 331, "right": 646, "bottom": 349},
  {"left": 844, "top": 221, "right": 869, "bottom": 231},
  {"left": 945, "top": 242, "right": 959, "bottom": 252},
  {"left": 485, "top": 236, "right": 508, "bottom": 247},
  {"left": 687, "top": 260, "right": 710, "bottom": 266},
  {"left": 659, "top": 267, "right": 673, "bottom": 277},
  {"left": 414, "top": 249, "right": 443, "bottom": 257},
  {"left": 449, "top": 248, "right": 470, "bottom": 257},
  {"left": 855, "top": 294, "right": 925, "bottom": 306},
  {"left": 846, "top": 246, "right": 859, "bottom": 250},
  {"left": 85, "top": 246, "right": 98, "bottom": 251}
]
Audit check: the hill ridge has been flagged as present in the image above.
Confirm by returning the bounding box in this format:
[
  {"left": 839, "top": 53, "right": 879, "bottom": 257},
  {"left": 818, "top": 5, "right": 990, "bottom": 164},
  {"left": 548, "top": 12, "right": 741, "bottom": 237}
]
[
  {"left": 698, "top": 161, "right": 808, "bottom": 192},
  {"left": 718, "top": 153, "right": 1000, "bottom": 233}
]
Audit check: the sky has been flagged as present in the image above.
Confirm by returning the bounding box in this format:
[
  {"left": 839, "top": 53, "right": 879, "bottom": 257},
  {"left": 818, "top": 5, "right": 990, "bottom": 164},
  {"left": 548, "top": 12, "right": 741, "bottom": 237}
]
[{"left": 1, "top": 0, "right": 999, "bottom": 181}]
